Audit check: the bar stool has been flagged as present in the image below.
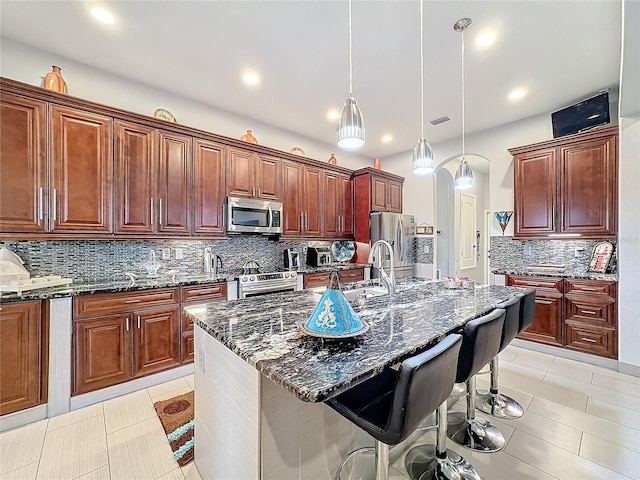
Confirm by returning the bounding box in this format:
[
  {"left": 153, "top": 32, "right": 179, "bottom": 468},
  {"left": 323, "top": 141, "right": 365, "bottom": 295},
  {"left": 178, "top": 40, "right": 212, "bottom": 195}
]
[
  {"left": 476, "top": 295, "right": 523, "bottom": 419},
  {"left": 518, "top": 289, "right": 536, "bottom": 334},
  {"left": 446, "top": 308, "right": 506, "bottom": 452},
  {"left": 327, "top": 334, "right": 478, "bottom": 480}
]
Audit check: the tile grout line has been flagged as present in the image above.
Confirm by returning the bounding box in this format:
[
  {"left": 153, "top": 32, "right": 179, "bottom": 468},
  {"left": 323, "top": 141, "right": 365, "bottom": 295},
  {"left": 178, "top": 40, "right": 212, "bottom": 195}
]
[{"left": 33, "top": 418, "right": 49, "bottom": 480}]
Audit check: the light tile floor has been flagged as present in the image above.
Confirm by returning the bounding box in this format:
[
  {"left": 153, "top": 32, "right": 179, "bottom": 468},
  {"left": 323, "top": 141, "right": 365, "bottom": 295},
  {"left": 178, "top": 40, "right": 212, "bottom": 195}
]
[{"left": 1, "top": 345, "right": 639, "bottom": 480}]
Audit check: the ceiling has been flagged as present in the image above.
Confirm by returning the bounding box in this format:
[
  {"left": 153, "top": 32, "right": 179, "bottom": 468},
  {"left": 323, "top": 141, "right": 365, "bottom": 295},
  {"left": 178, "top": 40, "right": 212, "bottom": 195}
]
[{"left": 0, "top": 1, "right": 623, "bottom": 159}]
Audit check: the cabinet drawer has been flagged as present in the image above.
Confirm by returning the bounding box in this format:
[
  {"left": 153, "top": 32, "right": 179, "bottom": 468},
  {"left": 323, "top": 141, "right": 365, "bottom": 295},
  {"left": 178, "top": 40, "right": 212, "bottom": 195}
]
[
  {"left": 304, "top": 273, "right": 331, "bottom": 289},
  {"left": 181, "top": 283, "right": 227, "bottom": 304},
  {"left": 74, "top": 288, "right": 179, "bottom": 319},
  {"left": 565, "top": 322, "right": 617, "bottom": 358},
  {"left": 338, "top": 269, "right": 364, "bottom": 283},
  {"left": 565, "top": 296, "right": 616, "bottom": 327},
  {"left": 506, "top": 275, "right": 563, "bottom": 291},
  {"left": 565, "top": 279, "right": 616, "bottom": 297}
]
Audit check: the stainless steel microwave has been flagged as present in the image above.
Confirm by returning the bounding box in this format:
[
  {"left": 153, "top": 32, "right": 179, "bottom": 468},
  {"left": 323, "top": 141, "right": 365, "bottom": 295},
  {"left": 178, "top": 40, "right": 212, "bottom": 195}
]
[{"left": 226, "top": 197, "right": 282, "bottom": 235}]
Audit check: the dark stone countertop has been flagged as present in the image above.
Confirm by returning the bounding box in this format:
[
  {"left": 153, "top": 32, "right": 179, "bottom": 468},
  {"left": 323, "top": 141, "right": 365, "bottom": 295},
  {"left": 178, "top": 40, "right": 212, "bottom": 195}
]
[
  {"left": 184, "top": 278, "right": 527, "bottom": 403},
  {"left": 492, "top": 269, "right": 618, "bottom": 282},
  {"left": 0, "top": 273, "right": 232, "bottom": 303},
  {"left": 298, "top": 263, "right": 371, "bottom": 274}
]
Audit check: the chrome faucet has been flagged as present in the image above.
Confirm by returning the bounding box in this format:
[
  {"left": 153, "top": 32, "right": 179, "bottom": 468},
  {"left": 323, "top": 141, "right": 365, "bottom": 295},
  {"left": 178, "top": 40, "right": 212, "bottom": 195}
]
[{"left": 368, "top": 240, "right": 396, "bottom": 295}]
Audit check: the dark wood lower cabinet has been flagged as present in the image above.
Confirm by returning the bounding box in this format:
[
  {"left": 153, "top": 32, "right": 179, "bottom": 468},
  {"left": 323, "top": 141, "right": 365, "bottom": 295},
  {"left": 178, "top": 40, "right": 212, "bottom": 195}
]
[
  {"left": 506, "top": 275, "right": 617, "bottom": 358},
  {"left": 74, "top": 314, "right": 132, "bottom": 395},
  {"left": 133, "top": 307, "right": 180, "bottom": 378},
  {"left": 0, "top": 300, "right": 46, "bottom": 415}
]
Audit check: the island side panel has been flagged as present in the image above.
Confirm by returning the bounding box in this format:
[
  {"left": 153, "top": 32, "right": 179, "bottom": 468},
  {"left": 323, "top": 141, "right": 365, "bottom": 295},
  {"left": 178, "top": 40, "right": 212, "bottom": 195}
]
[{"left": 194, "top": 325, "right": 260, "bottom": 479}]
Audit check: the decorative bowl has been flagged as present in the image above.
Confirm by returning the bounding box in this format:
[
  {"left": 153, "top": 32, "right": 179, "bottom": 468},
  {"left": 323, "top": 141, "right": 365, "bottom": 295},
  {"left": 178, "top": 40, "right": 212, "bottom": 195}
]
[{"left": 331, "top": 241, "right": 355, "bottom": 262}]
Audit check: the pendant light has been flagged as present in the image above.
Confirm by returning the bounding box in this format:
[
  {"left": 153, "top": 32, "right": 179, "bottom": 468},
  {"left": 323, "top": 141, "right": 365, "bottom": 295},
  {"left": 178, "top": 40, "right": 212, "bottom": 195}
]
[
  {"left": 336, "top": 0, "right": 365, "bottom": 150},
  {"left": 411, "top": 0, "right": 435, "bottom": 175},
  {"left": 454, "top": 18, "right": 474, "bottom": 189}
]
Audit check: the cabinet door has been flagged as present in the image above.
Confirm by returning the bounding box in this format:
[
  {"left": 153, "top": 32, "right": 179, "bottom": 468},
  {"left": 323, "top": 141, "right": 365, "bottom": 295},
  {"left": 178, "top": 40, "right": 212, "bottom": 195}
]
[
  {"left": 323, "top": 172, "right": 340, "bottom": 237},
  {"left": 227, "top": 148, "right": 255, "bottom": 198},
  {"left": 50, "top": 106, "right": 113, "bottom": 232},
  {"left": 560, "top": 134, "right": 617, "bottom": 235},
  {"left": 193, "top": 139, "right": 225, "bottom": 235},
  {"left": 281, "top": 161, "right": 303, "bottom": 236},
  {"left": 340, "top": 174, "right": 354, "bottom": 237},
  {"left": 73, "top": 314, "right": 132, "bottom": 395},
  {"left": 371, "top": 176, "right": 388, "bottom": 212},
  {"left": 182, "top": 333, "right": 195, "bottom": 364},
  {"left": 303, "top": 166, "right": 322, "bottom": 237},
  {"left": 387, "top": 178, "right": 403, "bottom": 213},
  {"left": 114, "top": 121, "right": 156, "bottom": 234},
  {"left": 519, "top": 290, "right": 564, "bottom": 346},
  {"left": 0, "top": 94, "right": 47, "bottom": 232},
  {"left": 133, "top": 306, "right": 180, "bottom": 378},
  {"left": 157, "top": 132, "right": 191, "bottom": 234},
  {"left": 514, "top": 149, "right": 557, "bottom": 237},
  {"left": 256, "top": 155, "right": 281, "bottom": 200},
  {"left": 0, "top": 301, "right": 43, "bottom": 415}
]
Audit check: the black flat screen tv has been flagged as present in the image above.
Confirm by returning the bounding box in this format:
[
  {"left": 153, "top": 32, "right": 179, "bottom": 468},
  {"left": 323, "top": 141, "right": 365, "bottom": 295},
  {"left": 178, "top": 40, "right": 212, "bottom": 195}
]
[{"left": 551, "top": 91, "right": 610, "bottom": 138}]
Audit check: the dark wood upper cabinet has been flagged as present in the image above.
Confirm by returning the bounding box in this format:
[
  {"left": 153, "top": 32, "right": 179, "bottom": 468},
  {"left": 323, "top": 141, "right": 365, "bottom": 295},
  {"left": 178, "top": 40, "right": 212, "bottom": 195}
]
[
  {"left": 340, "top": 174, "right": 354, "bottom": 237},
  {"left": 0, "top": 300, "right": 46, "bottom": 416},
  {"left": 511, "top": 126, "right": 618, "bottom": 239},
  {"left": 157, "top": 132, "right": 191, "bottom": 234},
  {"left": 227, "top": 147, "right": 281, "bottom": 201},
  {"left": 322, "top": 171, "right": 352, "bottom": 238},
  {"left": 353, "top": 168, "right": 404, "bottom": 243},
  {"left": 0, "top": 93, "right": 47, "bottom": 232},
  {"left": 50, "top": 105, "right": 113, "bottom": 233},
  {"left": 281, "top": 161, "right": 321, "bottom": 237},
  {"left": 193, "top": 139, "right": 226, "bottom": 235},
  {"left": 114, "top": 121, "right": 156, "bottom": 234}
]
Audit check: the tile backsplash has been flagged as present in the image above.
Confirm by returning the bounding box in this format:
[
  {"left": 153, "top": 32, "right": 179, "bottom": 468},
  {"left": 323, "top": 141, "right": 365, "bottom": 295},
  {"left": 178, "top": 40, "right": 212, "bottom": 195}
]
[{"left": 490, "top": 236, "right": 617, "bottom": 275}]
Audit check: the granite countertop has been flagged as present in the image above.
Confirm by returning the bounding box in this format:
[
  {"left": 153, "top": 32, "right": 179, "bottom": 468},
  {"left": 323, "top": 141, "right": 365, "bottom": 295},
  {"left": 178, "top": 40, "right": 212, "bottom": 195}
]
[
  {"left": 0, "top": 273, "right": 232, "bottom": 303},
  {"left": 184, "top": 278, "right": 527, "bottom": 403},
  {"left": 298, "top": 263, "right": 371, "bottom": 274},
  {"left": 492, "top": 269, "right": 618, "bottom": 282}
]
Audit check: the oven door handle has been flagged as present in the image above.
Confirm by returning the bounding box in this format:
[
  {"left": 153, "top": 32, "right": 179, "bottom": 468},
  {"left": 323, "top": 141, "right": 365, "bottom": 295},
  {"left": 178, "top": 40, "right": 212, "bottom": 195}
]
[{"left": 267, "top": 205, "right": 273, "bottom": 232}]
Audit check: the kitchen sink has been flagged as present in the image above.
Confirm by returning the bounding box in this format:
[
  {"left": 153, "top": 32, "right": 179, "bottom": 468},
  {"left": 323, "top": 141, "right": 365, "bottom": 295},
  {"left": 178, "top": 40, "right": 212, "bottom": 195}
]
[{"left": 311, "top": 285, "right": 390, "bottom": 302}]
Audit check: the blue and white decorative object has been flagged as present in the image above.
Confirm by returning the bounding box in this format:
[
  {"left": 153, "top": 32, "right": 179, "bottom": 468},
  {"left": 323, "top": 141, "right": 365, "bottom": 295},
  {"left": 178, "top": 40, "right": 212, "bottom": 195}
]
[
  {"left": 495, "top": 211, "right": 513, "bottom": 235},
  {"left": 300, "top": 272, "right": 368, "bottom": 338},
  {"left": 331, "top": 241, "right": 356, "bottom": 262}
]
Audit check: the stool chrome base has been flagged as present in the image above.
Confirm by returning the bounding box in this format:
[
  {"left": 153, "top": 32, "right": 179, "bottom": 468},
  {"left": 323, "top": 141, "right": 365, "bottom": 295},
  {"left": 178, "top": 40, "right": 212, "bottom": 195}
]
[
  {"left": 405, "top": 445, "right": 481, "bottom": 480},
  {"left": 446, "top": 412, "right": 505, "bottom": 453},
  {"left": 476, "top": 391, "right": 524, "bottom": 419}
]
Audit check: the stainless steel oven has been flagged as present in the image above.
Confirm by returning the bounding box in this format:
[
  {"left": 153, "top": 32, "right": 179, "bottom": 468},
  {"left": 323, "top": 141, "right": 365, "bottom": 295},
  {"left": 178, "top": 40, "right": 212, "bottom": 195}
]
[
  {"left": 227, "top": 197, "right": 282, "bottom": 235},
  {"left": 238, "top": 271, "right": 299, "bottom": 299}
]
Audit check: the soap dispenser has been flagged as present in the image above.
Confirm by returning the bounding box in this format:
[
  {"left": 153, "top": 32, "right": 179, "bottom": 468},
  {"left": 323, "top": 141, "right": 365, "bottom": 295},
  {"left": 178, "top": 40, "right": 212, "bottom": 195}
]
[{"left": 204, "top": 247, "right": 212, "bottom": 275}]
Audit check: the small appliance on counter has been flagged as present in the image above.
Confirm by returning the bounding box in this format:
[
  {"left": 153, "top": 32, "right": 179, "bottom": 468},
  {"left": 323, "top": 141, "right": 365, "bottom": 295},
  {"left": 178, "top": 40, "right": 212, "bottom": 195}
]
[
  {"left": 0, "top": 247, "right": 72, "bottom": 294},
  {"left": 307, "top": 247, "right": 332, "bottom": 267},
  {"left": 283, "top": 249, "right": 301, "bottom": 271},
  {"left": 203, "top": 248, "right": 223, "bottom": 275}
]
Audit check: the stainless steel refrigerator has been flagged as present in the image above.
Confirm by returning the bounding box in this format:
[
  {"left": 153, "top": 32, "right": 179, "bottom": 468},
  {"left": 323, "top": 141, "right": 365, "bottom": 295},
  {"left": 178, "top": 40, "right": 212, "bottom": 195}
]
[{"left": 370, "top": 212, "right": 416, "bottom": 278}]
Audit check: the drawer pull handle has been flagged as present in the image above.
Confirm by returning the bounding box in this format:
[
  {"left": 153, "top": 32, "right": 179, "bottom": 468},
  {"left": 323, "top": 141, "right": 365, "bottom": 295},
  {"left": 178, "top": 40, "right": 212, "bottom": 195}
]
[
  {"left": 197, "top": 290, "right": 218, "bottom": 295},
  {"left": 137, "top": 316, "right": 141, "bottom": 329},
  {"left": 581, "top": 337, "right": 597, "bottom": 343},
  {"left": 535, "top": 299, "right": 553, "bottom": 305},
  {"left": 527, "top": 282, "right": 540, "bottom": 286},
  {"left": 581, "top": 310, "right": 597, "bottom": 315},
  {"left": 580, "top": 287, "right": 597, "bottom": 291},
  {"left": 125, "top": 299, "right": 141, "bottom": 303}
]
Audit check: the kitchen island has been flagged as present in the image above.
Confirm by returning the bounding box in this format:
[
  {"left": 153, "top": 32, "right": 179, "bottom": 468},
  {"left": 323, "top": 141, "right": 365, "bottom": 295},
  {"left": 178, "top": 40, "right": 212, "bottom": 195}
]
[{"left": 184, "top": 279, "right": 525, "bottom": 479}]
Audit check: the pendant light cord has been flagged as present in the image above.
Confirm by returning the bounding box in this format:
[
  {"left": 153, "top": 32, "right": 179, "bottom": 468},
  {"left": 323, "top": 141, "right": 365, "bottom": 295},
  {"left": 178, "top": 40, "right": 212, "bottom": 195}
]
[
  {"left": 348, "top": 0, "right": 353, "bottom": 96},
  {"left": 420, "top": 0, "right": 424, "bottom": 137},
  {"left": 461, "top": 28, "right": 465, "bottom": 160}
]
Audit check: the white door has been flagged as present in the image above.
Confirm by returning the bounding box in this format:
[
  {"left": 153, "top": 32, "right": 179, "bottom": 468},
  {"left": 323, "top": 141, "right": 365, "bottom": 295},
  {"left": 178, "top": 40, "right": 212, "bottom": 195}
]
[{"left": 459, "top": 192, "right": 477, "bottom": 271}]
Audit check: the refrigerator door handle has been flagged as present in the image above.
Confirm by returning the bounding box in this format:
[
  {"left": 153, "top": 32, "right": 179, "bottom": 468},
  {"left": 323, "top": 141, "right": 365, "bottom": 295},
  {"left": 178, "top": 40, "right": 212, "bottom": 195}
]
[{"left": 397, "top": 218, "right": 403, "bottom": 263}]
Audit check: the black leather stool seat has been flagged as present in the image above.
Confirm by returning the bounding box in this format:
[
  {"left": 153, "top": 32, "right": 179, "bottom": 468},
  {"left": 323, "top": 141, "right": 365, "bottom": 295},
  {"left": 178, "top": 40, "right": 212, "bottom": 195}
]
[
  {"left": 518, "top": 290, "right": 536, "bottom": 333},
  {"left": 328, "top": 334, "right": 462, "bottom": 446},
  {"left": 477, "top": 295, "right": 525, "bottom": 419},
  {"left": 447, "top": 308, "right": 507, "bottom": 452},
  {"left": 327, "top": 334, "right": 463, "bottom": 480}
]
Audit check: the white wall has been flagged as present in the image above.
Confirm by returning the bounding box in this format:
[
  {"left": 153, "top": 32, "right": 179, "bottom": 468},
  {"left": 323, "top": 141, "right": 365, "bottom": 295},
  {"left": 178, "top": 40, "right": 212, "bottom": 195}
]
[{"left": 0, "top": 38, "right": 371, "bottom": 170}]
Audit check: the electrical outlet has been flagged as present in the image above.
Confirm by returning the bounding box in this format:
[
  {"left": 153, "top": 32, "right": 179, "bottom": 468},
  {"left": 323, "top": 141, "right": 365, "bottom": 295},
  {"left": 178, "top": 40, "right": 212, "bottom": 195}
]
[
  {"left": 175, "top": 248, "right": 184, "bottom": 260},
  {"left": 423, "top": 245, "right": 430, "bottom": 254},
  {"left": 162, "top": 248, "right": 170, "bottom": 260}
]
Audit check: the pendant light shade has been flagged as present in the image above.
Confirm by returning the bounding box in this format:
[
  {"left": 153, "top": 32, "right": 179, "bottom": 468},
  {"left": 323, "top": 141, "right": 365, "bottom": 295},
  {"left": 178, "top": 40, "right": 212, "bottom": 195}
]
[
  {"left": 411, "top": 0, "right": 435, "bottom": 175},
  {"left": 336, "top": 0, "right": 365, "bottom": 150},
  {"left": 454, "top": 158, "right": 474, "bottom": 189},
  {"left": 337, "top": 96, "right": 365, "bottom": 149},
  {"left": 412, "top": 136, "right": 435, "bottom": 174}
]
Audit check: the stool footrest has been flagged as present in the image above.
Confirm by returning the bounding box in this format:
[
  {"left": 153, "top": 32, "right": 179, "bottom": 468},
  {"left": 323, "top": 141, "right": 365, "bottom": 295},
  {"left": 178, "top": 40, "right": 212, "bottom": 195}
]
[
  {"left": 446, "top": 412, "right": 505, "bottom": 453},
  {"left": 476, "top": 392, "right": 524, "bottom": 419},
  {"left": 405, "top": 444, "right": 481, "bottom": 480}
]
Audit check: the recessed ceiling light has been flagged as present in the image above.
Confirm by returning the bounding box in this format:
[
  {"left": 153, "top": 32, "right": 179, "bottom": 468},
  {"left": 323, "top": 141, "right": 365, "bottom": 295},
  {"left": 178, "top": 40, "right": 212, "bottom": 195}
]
[
  {"left": 91, "top": 7, "right": 115, "bottom": 24},
  {"left": 381, "top": 134, "right": 393, "bottom": 143},
  {"left": 242, "top": 72, "right": 260, "bottom": 87},
  {"left": 508, "top": 87, "right": 528, "bottom": 101},
  {"left": 326, "top": 110, "right": 340, "bottom": 121},
  {"left": 475, "top": 31, "right": 496, "bottom": 48}
]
